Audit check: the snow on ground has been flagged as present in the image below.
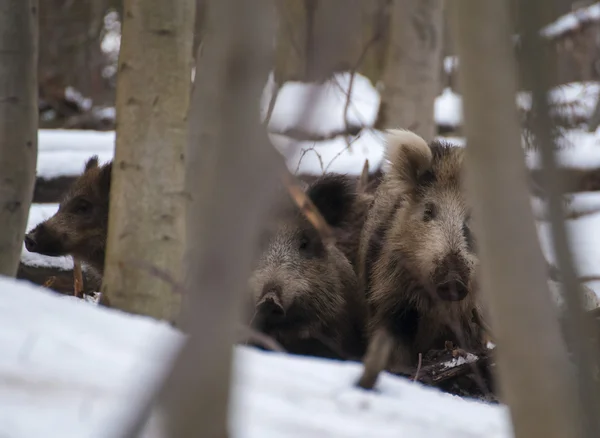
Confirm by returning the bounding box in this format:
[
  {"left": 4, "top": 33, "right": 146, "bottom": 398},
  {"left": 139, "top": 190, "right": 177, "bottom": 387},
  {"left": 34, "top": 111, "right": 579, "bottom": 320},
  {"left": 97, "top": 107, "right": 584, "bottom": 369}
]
[
  {"left": 0, "top": 277, "right": 512, "bottom": 438},
  {"left": 271, "top": 129, "right": 386, "bottom": 176},
  {"left": 435, "top": 88, "right": 463, "bottom": 127},
  {"left": 37, "top": 129, "right": 114, "bottom": 179},
  {"left": 261, "top": 72, "right": 381, "bottom": 137},
  {"left": 541, "top": 2, "right": 600, "bottom": 38}
]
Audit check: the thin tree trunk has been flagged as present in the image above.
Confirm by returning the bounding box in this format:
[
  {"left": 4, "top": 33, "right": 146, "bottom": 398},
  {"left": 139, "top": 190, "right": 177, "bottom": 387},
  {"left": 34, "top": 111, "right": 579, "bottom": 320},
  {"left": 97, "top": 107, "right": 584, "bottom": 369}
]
[
  {"left": 274, "top": 0, "right": 362, "bottom": 83},
  {"left": 155, "top": 0, "right": 279, "bottom": 435},
  {"left": 102, "top": 0, "right": 195, "bottom": 321},
  {"left": 375, "top": 0, "right": 444, "bottom": 142},
  {"left": 451, "top": 2, "right": 584, "bottom": 438},
  {"left": 0, "top": 0, "right": 38, "bottom": 277}
]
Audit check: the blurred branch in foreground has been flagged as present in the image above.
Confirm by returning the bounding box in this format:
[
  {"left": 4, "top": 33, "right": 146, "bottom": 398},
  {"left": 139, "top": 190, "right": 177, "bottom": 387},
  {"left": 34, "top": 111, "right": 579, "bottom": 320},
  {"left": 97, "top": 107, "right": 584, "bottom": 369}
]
[
  {"left": 451, "top": 1, "right": 585, "bottom": 437},
  {"left": 149, "top": 0, "right": 279, "bottom": 436},
  {"left": 519, "top": 0, "right": 600, "bottom": 434}
]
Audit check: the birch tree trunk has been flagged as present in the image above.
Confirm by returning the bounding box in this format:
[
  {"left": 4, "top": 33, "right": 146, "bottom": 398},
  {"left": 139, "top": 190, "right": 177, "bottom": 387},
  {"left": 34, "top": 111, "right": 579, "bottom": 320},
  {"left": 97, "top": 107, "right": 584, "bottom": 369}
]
[
  {"left": 102, "top": 0, "right": 195, "bottom": 321},
  {"left": 376, "top": 0, "right": 444, "bottom": 142},
  {"left": 451, "top": 2, "right": 585, "bottom": 437},
  {"left": 0, "top": 0, "right": 38, "bottom": 277}
]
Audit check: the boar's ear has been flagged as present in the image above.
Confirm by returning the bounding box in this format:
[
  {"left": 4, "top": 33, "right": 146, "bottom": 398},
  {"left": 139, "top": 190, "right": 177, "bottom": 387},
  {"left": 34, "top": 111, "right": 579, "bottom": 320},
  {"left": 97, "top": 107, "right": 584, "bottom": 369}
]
[
  {"left": 385, "top": 129, "right": 432, "bottom": 189},
  {"left": 98, "top": 162, "right": 112, "bottom": 194},
  {"left": 84, "top": 155, "right": 99, "bottom": 172},
  {"left": 306, "top": 174, "right": 356, "bottom": 227}
]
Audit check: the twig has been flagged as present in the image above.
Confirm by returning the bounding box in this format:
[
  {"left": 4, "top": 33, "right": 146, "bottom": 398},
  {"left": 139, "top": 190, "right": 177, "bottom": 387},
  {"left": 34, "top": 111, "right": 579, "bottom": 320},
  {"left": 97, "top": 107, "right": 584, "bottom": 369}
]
[
  {"left": 263, "top": 80, "right": 280, "bottom": 128},
  {"left": 73, "top": 258, "right": 83, "bottom": 298},
  {"left": 357, "top": 159, "right": 369, "bottom": 194},
  {"left": 413, "top": 353, "right": 423, "bottom": 382},
  {"left": 281, "top": 169, "right": 335, "bottom": 244},
  {"left": 43, "top": 276, "right": 56, "bottom": 288},
  {"left": 237, "top": 325, "right": 286, "bottom": 353}
]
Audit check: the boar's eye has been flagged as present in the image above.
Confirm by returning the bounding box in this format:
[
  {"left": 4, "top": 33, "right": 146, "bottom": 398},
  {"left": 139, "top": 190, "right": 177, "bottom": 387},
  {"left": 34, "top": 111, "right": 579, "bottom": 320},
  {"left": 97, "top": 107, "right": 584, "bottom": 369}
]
[
  {"left": 298, "top": 230, "right": 324, "bottom": 258},
  {"left": 73, "top": 199, "right": 93, "bottom": 215},
  {"left": 299, "top": 234, "right": 310, "bottom": 251},
  {"left": 423, "top": 202, "right": 437, "bottom": 222}
]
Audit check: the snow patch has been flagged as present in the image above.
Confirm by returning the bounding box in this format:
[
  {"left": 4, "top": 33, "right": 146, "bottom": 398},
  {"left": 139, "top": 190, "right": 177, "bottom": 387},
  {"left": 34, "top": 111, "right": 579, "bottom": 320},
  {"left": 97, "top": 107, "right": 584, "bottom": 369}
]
[
  {"left": 541, "top": 2, "right": 600, "bottom": 38},
  {"left": 37, "top": 129, "right": 114, "bottom": 179},
  {"left": 261, "top": 72, "right": 381, "bottom": 137},
  {"left": 0, "top": 277, "right": 512, "bottom": 438},
  {"left": 442, "top": 353, "right": 479, "bottom": 370},
  {"left": 435, "top": 88, "right": 463, "bottom": 127},
  {"left": 272, "top": 129, "right": 386, "bottom": 176}
]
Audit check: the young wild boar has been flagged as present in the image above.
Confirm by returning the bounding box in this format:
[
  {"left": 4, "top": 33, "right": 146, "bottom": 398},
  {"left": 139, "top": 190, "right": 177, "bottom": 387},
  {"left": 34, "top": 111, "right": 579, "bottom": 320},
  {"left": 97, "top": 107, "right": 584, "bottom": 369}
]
[
  {"left": 356, "top": 130, "right": 484, "bottom": 387},
  {"left": 25, "top": 156, "right": 111, "bottom": 276},
  {"left": 246, "top": 174, "right": 368, "bottom": 360}
]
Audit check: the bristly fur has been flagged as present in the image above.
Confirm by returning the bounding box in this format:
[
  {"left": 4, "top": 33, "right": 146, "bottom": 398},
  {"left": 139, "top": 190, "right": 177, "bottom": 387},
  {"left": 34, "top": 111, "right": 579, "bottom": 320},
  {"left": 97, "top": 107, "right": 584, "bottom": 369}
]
[
  {"left": 245, "top": 174, "right": 368, "bottom": 360},
  {"left": 25, "top": 158, "right": 113, "bottom": 276},
  {"left": 357, "top": 130, "right": 484, "bottom": 373}
]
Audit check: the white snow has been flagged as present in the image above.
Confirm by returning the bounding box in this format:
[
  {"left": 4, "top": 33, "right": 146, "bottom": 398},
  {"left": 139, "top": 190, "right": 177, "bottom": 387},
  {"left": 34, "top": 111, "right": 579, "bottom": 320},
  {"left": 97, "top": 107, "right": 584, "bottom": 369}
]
[
  {"left": 271, "top": 129, "right": 386, "bottom": 176},
  {"left": 541, "top": 2, "right": 600, "bottom": 38},
  {"left": 0, "top": 277, "right": 512, "bottom": 438},
  {"left": 435, "top": 88, "right": 463, "bottom": 127},
  {"left": 37, "top": 129, "right": 114, "bottom": 179},
  {"left": 261, "top": 72, "right": 381, "bottom": 137},
  {"left": 443, "top": 56, "right": 459, "bottom": 74}
]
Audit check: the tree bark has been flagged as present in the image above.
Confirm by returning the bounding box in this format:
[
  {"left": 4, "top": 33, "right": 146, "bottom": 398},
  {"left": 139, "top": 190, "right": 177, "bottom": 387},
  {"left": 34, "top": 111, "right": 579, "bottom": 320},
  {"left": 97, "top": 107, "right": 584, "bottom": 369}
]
[
  {"left": 102, "top": 0, "right": 194, "bottom": 321},
  {"left": 375, "top": 0, "right": 444, "bottom": 142},
  {"left": 451, "top": 2, "right": 584, "bottom": 438},
  {"left": 273, "top": 0, "right": 363, "bottom": 83},
  {"left": 0, "top": 0, "right": 38, "bottom": 277}
]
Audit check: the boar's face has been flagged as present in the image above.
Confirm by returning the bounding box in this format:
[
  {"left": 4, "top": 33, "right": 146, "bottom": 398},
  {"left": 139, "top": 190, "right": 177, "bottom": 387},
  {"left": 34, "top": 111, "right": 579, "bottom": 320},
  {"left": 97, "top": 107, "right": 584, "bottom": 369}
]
[
  {"left": 385, "top": 133, "right": 478, "bottom": 302},
  {"left": 247, "top": 174, "right": 357, "bottom": 334},
  {"left": 25, "top": 156, "right": 111, "bottom": 263}
]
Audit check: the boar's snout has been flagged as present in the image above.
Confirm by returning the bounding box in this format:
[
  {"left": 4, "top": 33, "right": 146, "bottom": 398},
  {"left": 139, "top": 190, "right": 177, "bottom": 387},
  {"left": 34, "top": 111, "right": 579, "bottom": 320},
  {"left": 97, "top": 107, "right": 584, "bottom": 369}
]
[
  {"left": 433, "top": 253, "right": 470, "bottom": 302},
  {"left": 256, "top": 283, "right": 285, "bottom": 317},
  {"left": 435, "top": 278, "right": 469, "bottom": 302},
  {"left": 24, "top": 223, "right": 65, "bottom": 256},
  {"left": 24, "top": 232, "right": 38, "bottom": 252}
]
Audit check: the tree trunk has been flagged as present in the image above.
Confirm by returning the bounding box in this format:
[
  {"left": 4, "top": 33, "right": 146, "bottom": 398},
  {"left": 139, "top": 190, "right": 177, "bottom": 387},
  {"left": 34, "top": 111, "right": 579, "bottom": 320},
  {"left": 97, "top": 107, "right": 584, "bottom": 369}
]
[
  {"left": 273, "top": 0, "right": 364, "bottom": 84},
  {"left": 101, "top": 0, "right": 194, "bottom": 321},
  {"left": 38, "top": 0, "right": 111, "bottom": 105},
  {"left": 451, "top": 2, "right": 585, "bottom": 438},
  {"left": 375, "top": 0, "right": 444, "bottom": 142},
  {"left": 0, "top": 0, "right": 38, "bottom": 277}
]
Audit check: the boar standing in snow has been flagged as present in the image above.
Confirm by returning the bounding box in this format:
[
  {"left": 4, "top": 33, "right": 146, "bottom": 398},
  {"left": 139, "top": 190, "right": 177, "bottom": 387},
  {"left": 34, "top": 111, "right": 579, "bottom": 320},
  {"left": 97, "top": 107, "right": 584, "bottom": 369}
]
[
  {"left": 356, "top": 130, "right": 485, "bottom": 388},
  {"left": 246, "top": 174, "right": 368, "bottom": 360},
  {"left": 25, "top": 156, "right": 111, "bottom": 277}
]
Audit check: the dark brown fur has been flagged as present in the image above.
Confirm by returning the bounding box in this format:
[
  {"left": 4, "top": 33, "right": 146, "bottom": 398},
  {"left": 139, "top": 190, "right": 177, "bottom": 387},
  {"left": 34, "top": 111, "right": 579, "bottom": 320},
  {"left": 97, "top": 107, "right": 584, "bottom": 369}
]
[
  {"left": 245, "top": 174, "right": 368, "bottom": 360},
  {"left": 357, "top": 130, "right": 483, "bottom": 375},
  {"left": 25, "top": 156, "right": 112, "bottom": 276}
]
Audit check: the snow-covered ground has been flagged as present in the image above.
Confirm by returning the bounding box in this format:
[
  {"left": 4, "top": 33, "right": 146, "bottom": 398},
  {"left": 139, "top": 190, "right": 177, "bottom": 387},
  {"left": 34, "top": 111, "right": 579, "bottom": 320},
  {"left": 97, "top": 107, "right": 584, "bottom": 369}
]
[{"left": 0, "top": 277, "right": 512, "bottom": 438}]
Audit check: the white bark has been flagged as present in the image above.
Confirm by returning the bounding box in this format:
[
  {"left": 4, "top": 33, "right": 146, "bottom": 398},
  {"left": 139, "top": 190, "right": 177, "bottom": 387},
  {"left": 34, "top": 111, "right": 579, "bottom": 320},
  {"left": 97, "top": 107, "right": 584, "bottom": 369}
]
[
  {"left": 0, "top": 0, "right": 38, "bottom": 277},
  {"left": 102, "top": 0, "right": 195, "bottom": 321}
]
